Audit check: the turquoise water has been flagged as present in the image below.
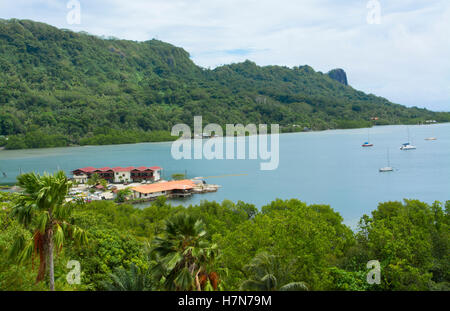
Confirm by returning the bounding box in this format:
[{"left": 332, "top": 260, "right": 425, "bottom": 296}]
[{"left": 1, "top": 124, "right": 449, "bottom": 227}]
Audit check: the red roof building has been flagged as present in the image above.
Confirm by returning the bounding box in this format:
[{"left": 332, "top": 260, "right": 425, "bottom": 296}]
[{"left": 72, "top": 166, "right": 162, "bottom": 184}]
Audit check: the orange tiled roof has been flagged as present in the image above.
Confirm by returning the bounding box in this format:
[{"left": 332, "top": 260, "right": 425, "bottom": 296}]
[{"left": 131, "top": 180, "right": 196, "bottom": 194}]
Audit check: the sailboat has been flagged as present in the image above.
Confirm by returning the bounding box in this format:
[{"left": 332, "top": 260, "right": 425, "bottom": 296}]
[
  {"left": 400, "top": 142, "right": 416, "bottom": 150},
  {"left": 400, "top": 127, "right": 416, "bottom": 150},
  {"left": 425, "top": 121, "right": 438, "bottom": 140},
  {"left": 425, "top": 127, "right": 437, "bottom": 141},
  {"left": 362, "top": 129, "right": 374, "bottom": 147},
  {"left": 379, "top": 149, "right": 394, "bottom": 172}
]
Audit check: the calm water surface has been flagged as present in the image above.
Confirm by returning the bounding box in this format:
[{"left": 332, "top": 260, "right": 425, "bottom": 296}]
[{"left": 1, "top": 124, "right": 449, "bottom": 227}]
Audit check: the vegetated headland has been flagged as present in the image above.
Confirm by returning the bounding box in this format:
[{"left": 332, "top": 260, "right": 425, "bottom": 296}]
[{"left": 1, "top": 19, "right": 449, "bottom": 150}]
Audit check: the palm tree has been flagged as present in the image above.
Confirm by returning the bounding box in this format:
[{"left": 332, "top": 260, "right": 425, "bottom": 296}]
[
  {"left": 87, "top": 173, "right": 108, "bottom": 188},
  {"left": 240, "top": 252, "right": 308, "bottom": 291},
  {"left": 87, "top": 173, "right": 101, "bottom": 186},
  {"left": 102, "top": 263, "right": 152, "bottom": 291},
  {"left": 9, "top": 171, "right": 88, "bottom": 291},
  {"left": 150, "top": 213, "right": 219, "bottom": 291}
]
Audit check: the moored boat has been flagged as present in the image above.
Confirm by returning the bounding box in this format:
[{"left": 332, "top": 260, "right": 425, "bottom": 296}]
[
  {"left": 379, "top": 148, "right": 394, "bottom": 172},
  {"left": 400, "top": 142, "right": 416, "bottom": 150},
  {"left": 379, "top": 167, "right": 394, "bottom": 172},
  {"left": 400, "top": 127, "right": 416, "bottom": 150},
  {"left": 362, "top": 129, "right": 374, "bottom": 147}
]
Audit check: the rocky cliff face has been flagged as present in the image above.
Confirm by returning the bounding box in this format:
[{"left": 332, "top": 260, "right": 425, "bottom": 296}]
[{"left": 327, "top": 69, "right": 348, "bottom": 86}]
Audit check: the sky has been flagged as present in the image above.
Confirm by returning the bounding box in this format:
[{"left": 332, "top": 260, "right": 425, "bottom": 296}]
[{"left": 1, "top": 0, "right": 449, "bottom": 111}]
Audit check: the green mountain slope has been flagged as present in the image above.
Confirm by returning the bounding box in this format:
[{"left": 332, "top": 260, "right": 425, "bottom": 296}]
[{"left": 0, "top": 19, "right": 448, "bottom": 149}]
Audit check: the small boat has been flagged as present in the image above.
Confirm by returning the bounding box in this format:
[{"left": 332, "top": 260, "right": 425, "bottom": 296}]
[
  {"left": 379, "top": 149, "right": 394, "bottom": 172},
  {"left": 362, "top": 129, "right": 374, "bottom": 147},
  {"left": 400, "top": 127, "right": 416, "bottom": 150},
  {"left": 379, "top": 167, "right": 394, "bottom": 172},
  {"left": 400, "top": 142, "right": 416, "bottom": 150},
  {"left": 425, "top": 137, "right": 437, "bottom": 141}
]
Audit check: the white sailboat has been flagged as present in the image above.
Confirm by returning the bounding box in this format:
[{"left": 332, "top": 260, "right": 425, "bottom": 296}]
[
  {"left": 425, "top": 127, "right": 437, "bottom": 141},
  {"left": 400, "top": 127, "right": 416, "bottom": 150},
  {"left": 362, "top": 129, "right": 374, "bottom": 147},
  {"left": 379, "top": 149, "right": 394, "bottom": 172},
  {"left": 400, "top": 142, "right": 416, "bottom": 150}
]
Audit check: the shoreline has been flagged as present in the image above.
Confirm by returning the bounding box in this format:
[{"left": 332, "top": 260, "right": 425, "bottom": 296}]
[{"left": 1, "top": 122, "right": 448, "bottom": 153}]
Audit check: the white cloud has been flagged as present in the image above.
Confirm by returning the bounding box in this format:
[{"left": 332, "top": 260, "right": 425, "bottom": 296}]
[{"left": 1, "top": 0, "right": 449, "bottom": 110}]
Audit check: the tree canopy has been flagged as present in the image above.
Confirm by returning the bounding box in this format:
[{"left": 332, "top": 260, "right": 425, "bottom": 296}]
[{"left": 1, "top": 189, "right": 448, "bottom": 291}]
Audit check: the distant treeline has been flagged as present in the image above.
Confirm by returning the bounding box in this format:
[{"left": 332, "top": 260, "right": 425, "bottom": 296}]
[{"left": 2, "top": 129, "right": 177, "bottom": 149}]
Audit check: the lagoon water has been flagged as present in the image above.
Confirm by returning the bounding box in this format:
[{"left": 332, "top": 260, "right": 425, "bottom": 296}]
[{"left": 1, "top": 123, "right": 449, "bottom": 227}]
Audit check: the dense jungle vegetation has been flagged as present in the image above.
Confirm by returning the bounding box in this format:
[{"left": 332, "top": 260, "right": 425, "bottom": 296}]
[
  {"left": 1, "top": 19, "right": 449, "bottom": 150},
  {"left": 0, "top": 172, "right": 448, "bottom": 291}
]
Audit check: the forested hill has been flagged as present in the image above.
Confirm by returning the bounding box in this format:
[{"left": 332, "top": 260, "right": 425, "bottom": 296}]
[{"left": 0, "top": 19, "right": 449, "bottom": 149}]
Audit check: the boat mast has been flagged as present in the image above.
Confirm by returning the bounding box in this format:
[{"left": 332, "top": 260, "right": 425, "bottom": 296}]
[{"left": 387, "top": 148, "right": 390, "bottom": 167}]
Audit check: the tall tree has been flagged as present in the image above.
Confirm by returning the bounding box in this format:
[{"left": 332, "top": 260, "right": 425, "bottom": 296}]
[
  {"left": 356, "top": 200, "right": 449, "bottom": 290},
  {"left": 150, "top": 214, "right": 219, "bottom": 291},
  {"left": 9, "top": 171, "right": 88, "bottom": 290}
]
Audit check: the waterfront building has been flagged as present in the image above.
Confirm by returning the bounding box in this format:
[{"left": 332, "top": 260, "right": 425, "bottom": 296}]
[
  {"left": 131, "top": 179, "right": 196, "bottom": 200},
  {"left": 72, "top": 166, "right": 162, "bottom": 184}
]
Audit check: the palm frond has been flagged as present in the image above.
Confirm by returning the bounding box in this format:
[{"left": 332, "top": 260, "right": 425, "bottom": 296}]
[
  {"left": 174, "top": 267, "right": 194, "bottom": 291},
  {"left": 279, "top": 282, "right": 309, "bottom": 291},
  {"left": 8, "top": 234, "right": 27, "bottom": 260},
  {"left": 37, "top": 211, "right": 49, "bottom": 234},
  {"left": 53, "top": 223, "right": 64, "bottom": 250},
  {"left": 240, "top": 279, "right": 267, "bottom": 291},
  {"left": 241, "top": 252, "right": 308, "bottom": 291},
  {"left": 149, "top": 213, "right": 218, "bottom": 291},
  {"left": 103, "top": 264, "right": 151, "bottom": 291}
]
